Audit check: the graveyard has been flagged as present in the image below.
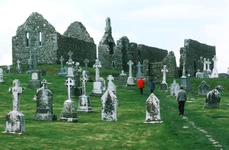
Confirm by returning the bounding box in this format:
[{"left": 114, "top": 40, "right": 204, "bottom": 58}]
[{"left": 0, "top": 64, "right": 228, "bottom": 150}]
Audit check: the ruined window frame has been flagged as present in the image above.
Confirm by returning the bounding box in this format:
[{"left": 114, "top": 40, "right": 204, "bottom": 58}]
[{"left": 25, "top": 31, "right": 30, "bottom": 47}]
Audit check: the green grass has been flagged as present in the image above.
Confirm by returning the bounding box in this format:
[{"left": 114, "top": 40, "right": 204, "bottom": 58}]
[{"left": 0, "top": 64, "right": 229, "bottom": 150}]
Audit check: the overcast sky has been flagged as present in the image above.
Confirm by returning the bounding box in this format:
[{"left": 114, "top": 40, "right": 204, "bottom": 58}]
[{"left": 0, "top": 0, "right": 229, "bottom": 73}]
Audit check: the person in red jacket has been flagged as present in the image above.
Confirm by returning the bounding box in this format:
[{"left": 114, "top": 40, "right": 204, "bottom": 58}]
[{"left": 137, "top": 77, "right": 145, "bottom": 94}]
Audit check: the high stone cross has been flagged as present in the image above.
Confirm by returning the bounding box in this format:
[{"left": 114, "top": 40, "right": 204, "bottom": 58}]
[
  {"left": 93, "top": 59, "right": 102, "bottom": 81},
  {"left": 80, "top": 70, "right": 88, "bottom": 95},
  {"left": 206, "top": 59, "right": 211, "bottom": 71},
  {"left": 83, "top": 59, "right": 89, "bottom": 70},
  {"left": 59, "top": 56, "right": 64, "bottom": 68},
  {"left": 65, "top": 78, "right": 74, "bottom": 100},
  {"left": 161, "top": 65, "right": 168, "bottom": 84},
  {"left": 9, "top": 79, "right": 23, "bottom": 111},
  {"left": 127, "top": 60, "right": 134, "bottom": 77},
  {"left": 16, "top": 60, "right": 21, "bottom": 69}
]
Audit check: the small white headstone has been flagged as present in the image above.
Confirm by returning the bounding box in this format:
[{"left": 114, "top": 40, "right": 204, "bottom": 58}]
[{"left": 0, "top": 68, "right": 4, "bottom": 82}]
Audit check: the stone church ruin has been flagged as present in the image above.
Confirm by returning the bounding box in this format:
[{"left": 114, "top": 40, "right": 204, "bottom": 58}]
[
  {"left": 12, "top": 13, "right": 216, "bottom": 79},
  {"left": 12, "top": 12, "right": 96, "bottom": 67}
]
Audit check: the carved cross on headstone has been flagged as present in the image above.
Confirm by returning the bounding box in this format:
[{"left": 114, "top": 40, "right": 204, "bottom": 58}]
[
  {"left": 80, "top": 70, "right": 88, "bottom": 95},
  {"left": 66, "top": 51, "right": 74, "bottom": 67},
  {"left": 161, "top": 65, "right": 168, "bottom": 84},
  {"left": 65, "top": 78, "right": 74, "bottom": 100},
  {"left": 93, "top": 59, "right": 102, "bottom": 81},
  {"left": 75, "top": 62, "right": 82, "bottom": 75},
  {"left": 41, "top": 79, "right": 47, "bottom": 88},
  {"left": 9, "top": 79, "right": 23, "bottom": 111},
  {"left": 83, "top": 59, "right": 89, "bottom": 70},
  {"left": 127, "top": 60, "right": 134, "bottom": 77},
  {"left": 59, "top": 56, "right": 64, "bottom": 69},
  {"left": 107, "top": 75, "right": 114, "bottom": 83}
]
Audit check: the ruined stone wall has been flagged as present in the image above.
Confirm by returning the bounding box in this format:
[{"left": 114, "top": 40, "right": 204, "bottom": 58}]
[
  {"left": 179, "top": 39, "right": 216, "bottom": 77},
  {"left": 149, "top": 62, "right": 163, "bottom": 79},
  {"left": 12, "top": 12, "right": 58, "bottom": 65},
  {"left": 57, "top": 33, "right": 96, "bottom": 66}
]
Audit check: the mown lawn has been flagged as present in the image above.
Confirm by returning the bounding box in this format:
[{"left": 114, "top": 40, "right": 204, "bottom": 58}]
[{"left": 0, "top": 65, "right": 228, "bottom": 150}]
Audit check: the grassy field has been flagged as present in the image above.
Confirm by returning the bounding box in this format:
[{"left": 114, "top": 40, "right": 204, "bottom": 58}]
[{"left": 0, "top": 64, "right": 228, "bottom": 150}]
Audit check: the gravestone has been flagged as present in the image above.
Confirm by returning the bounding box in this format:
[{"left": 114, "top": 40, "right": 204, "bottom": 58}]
[
  {"left": 28, "top": 48, "right": 41, "bottom": 89},
  {"left": 33, "top": 79, "right": 57, "bottom": 121},
  {"left": 0, "top": 68, "right": 4, "bottom": 83},
  {"left": 127, "top": 60, "right": 135, "bottom": 86},
  {"left": 118, "top": 70, "right": 127, "bottom": 87},
  {"left": 144, "top": 93, "right": 163, "bottom": 124},
  {"left": 198, "top": 80, "right": 210, "bottom": 96},
  {"left": 16, "top": 60, "right": 21, "bottom": 74},
  {"left": 170, "top": 79, "right": 180, "bottom": 97},
  {"left": 66, "top": 51, "right": 75, "bottom": 78},
  {"left": 101, "top": 89, "right": 118, "bottom": 121},
  {"left": 4, "top": 79, "right": 25, "bottom": 134},
  {"left": 78, "top": 70, "right": 93, "bottom": 112},
  {"left": 160, "top": 65, "right": 168, "bottom": 91},
  {"left": 6, "top": 65, "right": 11, "bottom": 73},
  {"left": 40, "top": 68, "right": 46, "bottom": 76},
  {"left": 204, "top": 89, "right": 220, "bottom": 108},
  {"left": 91, "top": 59, "right": 104, "bottom": 96},
  {"left": 58, "top": 56, "right": 67, "bottom": 76},
  {"left": 196, "top": 69, "right": 204, "bottom": 78},
  {"left": 136, "top": 62, "right": 143, "bottom": 78},
  {"left": 186, "top": 74, "right": 193, "bottom": 93},
  {"left": 74, "top": 62, "right": 82, "bottom": 96},
  {"left": 210, "top": 55, "right": 218, "bottom": 78},
  {"left": 60, "top": 78, "right": 78, "bottom": 122}
]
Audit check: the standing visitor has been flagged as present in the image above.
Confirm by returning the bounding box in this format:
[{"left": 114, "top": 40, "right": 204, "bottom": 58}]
[
  {"left": 137, "top": 77, "right": 145, "bottom": 95},
  {"left": 148, "top": 79, "right": 155, "bottom": 93},
  {"left": 176, "top": 86, "right": 187, "bottom": 116}
]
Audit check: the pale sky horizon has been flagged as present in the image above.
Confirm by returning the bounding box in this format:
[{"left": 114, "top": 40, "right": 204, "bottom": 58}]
[{"left": 0, "top": 0, "right": 229, "bottom": 73}]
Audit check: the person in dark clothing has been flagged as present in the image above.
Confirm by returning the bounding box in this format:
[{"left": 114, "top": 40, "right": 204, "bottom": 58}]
[
  {"left": 148, "top": 79, "right": 155, "bottom": 93},
  {"left": 176, "top": 86, "right": 187, "bottom": 115}
]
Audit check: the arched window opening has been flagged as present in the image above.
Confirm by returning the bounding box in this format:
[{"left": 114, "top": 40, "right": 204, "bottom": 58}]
[
  {"left": 25, "top": 32, "right": 29, "bottom": 47},
  {"left": 38, "top": 31, "right": 42, "bottom": 46}
]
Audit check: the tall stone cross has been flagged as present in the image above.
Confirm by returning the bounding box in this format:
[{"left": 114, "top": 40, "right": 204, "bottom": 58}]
[
  {"left": 80, "top": 70, "right": 88, "bottom": 95},
  {"left": 93, "top": 59, "right": 102, "bottom": 81},
  {"left": 107, "top": 75, "right": 114, "bottom": 83},
  {"left": 127, "top": 60, "right": 134, "bottom": 77},
  {"left": 137, "top": 62, "right": 143, "bottom": 76},
  {"left": 161, "top": 65, "right": 168, "bottom": 84},
  {"left": 9, "top": 79, "right": 23, "bottom": 111},
  {"left": 28, "top": 51, "right": 32, "bottom": 65},
  {"left": 83, "top": 59, "right": 89, "bottom": 70},
  {"left": 65, "top": 78, "right": 74, "bottom": 100},
  {"left": 59, "top": 56, "right": 64, "bottom": 69},
  {"left": 212, "top": 55, "right": 218, "bottom": 70},
  {"left": 16, "top": 60, "right": 21, "bottom": 69},
  {"left": 203, "top": 58, "right": 207, "bottom": 71},
  {"left": 206, "top": 59, "right": 211, "bottom": 71}
]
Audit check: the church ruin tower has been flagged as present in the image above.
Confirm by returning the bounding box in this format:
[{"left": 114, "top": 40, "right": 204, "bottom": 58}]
[
  {"left": 98, "top": 17, "right": 116, "bottom": 69},
  {"left": 179, "top": 39, "right": 216, "bottom": 77}
]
